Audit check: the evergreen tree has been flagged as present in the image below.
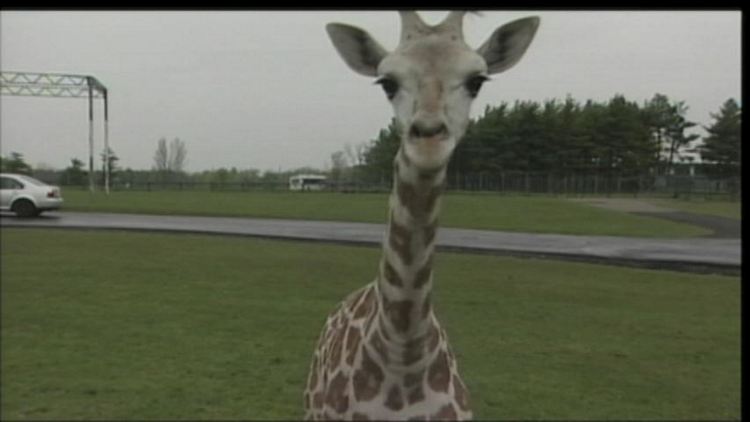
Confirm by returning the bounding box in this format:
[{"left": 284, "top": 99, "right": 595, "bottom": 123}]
[
  {"left": 643, "top": 94, "right": 700, "bottom": 174},
  {"left": 362, "top": 118, "right": 401, "bottom": 184},
  {"left": 0, "top": 152, "right": 32, "bottom": 174},
  {"left": 700, "top": 98, "right": 741, "bottom": 178},
  {"left": 61, "top": 158, "right": 87, "bottom": 186}
]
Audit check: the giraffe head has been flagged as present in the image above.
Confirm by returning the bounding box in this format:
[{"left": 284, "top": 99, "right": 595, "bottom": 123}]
[{"left": 326, "top": 11, "right": 540, "bottom": 172}]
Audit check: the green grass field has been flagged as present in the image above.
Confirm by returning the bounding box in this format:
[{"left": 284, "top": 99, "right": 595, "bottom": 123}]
[
  {"left": 60, "top": 189, "right": 714, "bottom": 238},
  {"left": 564, "top": 193, "right": 741, "bottom": 220},
  {"left": 1, "top": 228, "right": 739, "bottom": 420}
]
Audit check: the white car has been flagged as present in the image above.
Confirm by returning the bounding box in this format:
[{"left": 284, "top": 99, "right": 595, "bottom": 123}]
[{"left": 0, "top": 173, "right": 63, "bottom": 217}]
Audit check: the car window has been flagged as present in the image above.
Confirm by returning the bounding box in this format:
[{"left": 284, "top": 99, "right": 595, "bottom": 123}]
[
  {"left": 0, "top": 177, "right": 23, "bottom": 190},
  {"left": 17, "top": 175, "right": 47, "bottom": 187}
]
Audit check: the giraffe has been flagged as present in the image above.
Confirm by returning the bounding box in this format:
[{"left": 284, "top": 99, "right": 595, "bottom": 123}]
[{"left": 303, "top": 11, "right": 540, "bottom": 420}]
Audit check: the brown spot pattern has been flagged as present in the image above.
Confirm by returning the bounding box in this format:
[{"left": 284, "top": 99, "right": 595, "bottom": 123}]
[
  {"left": 353, "top": 287, "right": 374, "bottom": 320},
  {"left": 384, "top": 384, "right": 404, "bottom": 410},
  {"left": 407, "top": 385, "right": 425, "bottom": 405},
  {"left": 428, "top": 350, "right": 451, "bottom": 393},
  {"left": 403, "top": 344, "right": 423, "bottom": 366},
  {"left": 426, "top": 185, "right": 444, "bottom": 216},
  {"left": 352, "top": 412, "right": 370, "bottom": 421},
  {"left": 389, "top": 217, "right": 413, "bottom": 265},
  {"left": 382, "top": 259, "right": 403, "bottom": 287},
  {"left": 364, "top": 311, "right": 376, "bottom": 334},
  {"left": 341, "top": 314, "right": 350, "bottom": 329},
  {"left": 378, "top": 314, "right": 392, "bottom": 341},
  {"left": 352, "top": 348, "right": 384, "bottom": 402},
  {"left": 369, "top": 328, "right": 389, "bottom": 364},
  {"left": 404, "top": 369, "right": 425, "bottom": 389},
  {"left": 396, "top": 180, "right": 443, "bottom": 221},
  {"left": 453, "top": 373, "right": 470, "bottom": 411},
  {"left": 325, "top": 326, "right": 334, "bottom": 341},
  {"left": 312, "top": 391, "right": 324, "bottom": 409},
  {"left": 402, "top": 333, "right": 427, "bottom": 365},
  {"left": 413, "top": 257, "right": 433, "bottom": 289},
  {"left": 324, "top": 371, "right": 349, "bottom": 413},
  {"left": 383, "top": 296, "right": 414, "bottom": 333},
  {"left": 345, "top": 326, "right": 361, "bottom": 366},
  {"left": 396, "top": 181, "right": 417, "bottom": 218},
  {"left": 405, "top": 368, "right": 426, "bottom": 405},
  {"left": 347, "top": 288, "right": 367, "bottom": 312},
  {"left": 328, "top": 329, "right": 345, "bottom": 371},
  {"left": 423, "top": 222, "right": 438, "bottom": 248},
  {"left": 323, "top": 345, "right": 332, "bottom": 370},
  {"left": 432, "top": 403, "right": 458, "bottom": 420}
]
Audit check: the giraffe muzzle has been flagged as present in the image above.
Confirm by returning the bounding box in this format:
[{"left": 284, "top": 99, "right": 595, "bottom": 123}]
[{"left": 409, "top": 121, "right": 449, "bottom": 140}]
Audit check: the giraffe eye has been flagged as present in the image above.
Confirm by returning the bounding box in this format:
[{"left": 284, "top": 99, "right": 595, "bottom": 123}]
[
  {"left": 465, "top": 75, "right": 489, "bottom": 98},
  {"left": 375, "top": 77, "right": 399, "bottom": 100}
]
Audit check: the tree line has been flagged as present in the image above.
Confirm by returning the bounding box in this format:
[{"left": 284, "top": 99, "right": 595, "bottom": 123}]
[
  {"left": 343, "top": 94, "right": 741, "bottom": 186},
  {"left": 1, "top": 136, "right": 324, "bottom": 189},
  {"left": 2, "top": 94, "right": 739, "bottom": 192}
]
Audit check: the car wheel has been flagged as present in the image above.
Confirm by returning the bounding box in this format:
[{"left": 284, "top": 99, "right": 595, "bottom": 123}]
[{"left": 12, "top": 199, "right": 37, "bottom": 218}]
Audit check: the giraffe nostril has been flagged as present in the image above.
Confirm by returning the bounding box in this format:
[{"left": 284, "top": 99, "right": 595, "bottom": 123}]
[{"left": 410, "top": 122, "right": 448, "bottom": 139}]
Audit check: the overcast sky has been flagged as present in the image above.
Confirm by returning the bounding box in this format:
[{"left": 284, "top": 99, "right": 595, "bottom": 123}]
[{"left": 0, "top": 10, "right": 741, "bottom": 172}]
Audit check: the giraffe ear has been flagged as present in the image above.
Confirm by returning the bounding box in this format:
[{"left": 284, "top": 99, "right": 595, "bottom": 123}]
[
  {"left": 477, "top": 17, "right": 540, "bottom": 75},
  {"left": 326, "top": 23, "right": 388, "bottom": 77}
]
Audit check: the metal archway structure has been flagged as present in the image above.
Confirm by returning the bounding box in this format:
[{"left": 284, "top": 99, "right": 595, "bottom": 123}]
[{"left": 0, "top": 71, "right": 110, "bottom": 193}]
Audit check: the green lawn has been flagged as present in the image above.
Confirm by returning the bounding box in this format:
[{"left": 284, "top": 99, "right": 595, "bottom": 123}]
[
  {"left": 1, "top": 228, "right": 739, "bottom": 420},
  {"left": 61, "top": 189, "right": 712, "bottom": 237},
  {"left": 644, "top": 197, "right": 742, "bottom": 220}
]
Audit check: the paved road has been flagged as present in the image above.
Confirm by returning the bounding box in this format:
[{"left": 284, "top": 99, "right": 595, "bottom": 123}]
[{"left": 1, "top": 211, "right": 740, "bottom": 274}]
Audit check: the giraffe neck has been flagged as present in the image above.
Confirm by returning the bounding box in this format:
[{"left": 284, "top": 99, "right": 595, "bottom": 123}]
[{"left": 372, "top": 147, "right": 445, "bottom": 356}]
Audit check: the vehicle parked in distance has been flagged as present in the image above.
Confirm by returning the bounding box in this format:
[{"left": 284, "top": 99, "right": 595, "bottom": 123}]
[
  {"left": 289, "top": 174, "right": 327, "bottom": 191},
  {"left": 0, "top": 173, "right": 63, "bottom": 217}
]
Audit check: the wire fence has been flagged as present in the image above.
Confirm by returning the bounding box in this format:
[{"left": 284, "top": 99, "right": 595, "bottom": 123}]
[
  {"left": 56, "top": 172, "right": 741, "bottom": 200},
  {"left": 443, "top": 172, "right": 741, "bottom": 199}
]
